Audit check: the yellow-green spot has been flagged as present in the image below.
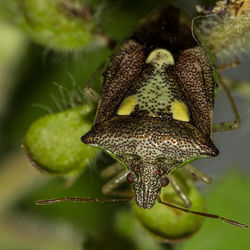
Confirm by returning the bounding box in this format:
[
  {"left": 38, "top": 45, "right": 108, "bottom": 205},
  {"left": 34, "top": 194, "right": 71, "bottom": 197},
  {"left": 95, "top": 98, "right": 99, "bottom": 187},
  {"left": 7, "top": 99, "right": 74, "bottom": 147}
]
[
  {"left": 117, "top": 95, "right": 137, "bottom": 115},
  {"left": 171, "top": 100, "right": 190, "bottom": 122},
  {"left": 146, "top": 49, "right": 174, "bottom": 68}
]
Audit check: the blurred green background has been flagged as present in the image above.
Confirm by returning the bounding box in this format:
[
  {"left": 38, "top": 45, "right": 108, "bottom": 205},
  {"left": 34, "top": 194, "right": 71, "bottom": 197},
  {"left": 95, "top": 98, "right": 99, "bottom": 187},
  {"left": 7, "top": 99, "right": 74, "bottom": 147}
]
[{"left": 0, "top": 0, "right": 249, "bottom": 249}]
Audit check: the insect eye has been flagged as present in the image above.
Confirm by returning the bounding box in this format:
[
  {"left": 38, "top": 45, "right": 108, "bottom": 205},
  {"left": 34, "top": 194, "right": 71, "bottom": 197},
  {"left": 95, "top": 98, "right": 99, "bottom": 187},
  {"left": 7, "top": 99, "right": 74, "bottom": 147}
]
[
  {"left": 157, "top": 169, "right": 163, "bottom": 176},
  {"left": 135, "top": 167, "right": 140, "bottom": 173},
  {"left": 160, "top": 177, "right": 169, "bottom": 187},
  {"left": 127, "top": 173, "right": 135, "bottom": 183}
]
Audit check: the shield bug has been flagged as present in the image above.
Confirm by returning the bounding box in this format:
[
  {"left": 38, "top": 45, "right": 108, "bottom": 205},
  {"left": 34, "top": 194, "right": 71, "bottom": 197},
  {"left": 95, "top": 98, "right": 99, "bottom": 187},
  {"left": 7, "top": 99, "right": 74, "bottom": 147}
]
[
  {"left": 37, "top": 5, "right": 247, "bottom": 228},
  {"left": 81, "top": 5, "right": 221, "bottom": 208}
]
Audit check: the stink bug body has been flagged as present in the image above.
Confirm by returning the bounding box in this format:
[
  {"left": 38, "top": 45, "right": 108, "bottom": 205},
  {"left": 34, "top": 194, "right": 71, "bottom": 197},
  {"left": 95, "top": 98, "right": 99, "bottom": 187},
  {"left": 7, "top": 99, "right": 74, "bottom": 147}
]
[
  {"left": 81, "top": 5, "right": 219, "bottom": 209},
  {"left": 36, "top": 4, "right": 247, "bottom": 229}
]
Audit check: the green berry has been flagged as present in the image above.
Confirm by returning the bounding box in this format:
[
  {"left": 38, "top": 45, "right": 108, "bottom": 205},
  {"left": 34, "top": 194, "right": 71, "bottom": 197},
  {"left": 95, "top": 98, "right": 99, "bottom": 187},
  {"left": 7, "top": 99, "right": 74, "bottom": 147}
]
[
  {"left": 24, "top": 103, "right": 98, "bottom": 174},
  {"left": 133, "top": 170, "right": 205, "bottom": 242}
]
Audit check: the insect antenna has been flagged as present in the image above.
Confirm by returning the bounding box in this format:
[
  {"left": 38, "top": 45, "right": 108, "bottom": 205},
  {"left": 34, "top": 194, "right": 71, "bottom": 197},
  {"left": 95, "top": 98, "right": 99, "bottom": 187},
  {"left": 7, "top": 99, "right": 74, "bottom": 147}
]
[
  {"left": 191, "top": 13, "right": 216, "bottom": 46},
  {"left": 36, "top": 198, "right": 247, "bottom": 228},
  {"left": 36, "top": 197, "right": 131, "bottom": 205},
  {"left": 157, "top": 197, "right": 248, "bottom": 229}
]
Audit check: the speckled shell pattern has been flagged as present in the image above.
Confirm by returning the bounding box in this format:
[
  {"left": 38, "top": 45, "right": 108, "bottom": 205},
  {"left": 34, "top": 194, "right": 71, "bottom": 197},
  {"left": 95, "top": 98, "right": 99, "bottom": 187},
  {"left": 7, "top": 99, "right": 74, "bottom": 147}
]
[
  {"left": 94, "top": 40, "right": 146, "bottom": 125},
  {"left": 176, "top": 47, "right": 215, "bottom": 138},
  {"left": 83, "top": 116, "right": 218, "bottom": 169},
  {"left": 84, "top": 5, "right": 218, "bottom": 166}
]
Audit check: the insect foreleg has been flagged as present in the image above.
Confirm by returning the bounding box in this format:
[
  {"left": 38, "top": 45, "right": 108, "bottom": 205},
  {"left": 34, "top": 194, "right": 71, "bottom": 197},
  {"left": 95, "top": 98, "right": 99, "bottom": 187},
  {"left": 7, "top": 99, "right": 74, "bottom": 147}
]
[
  {"left": 168, "top": 174, "right": 192, "bottom": 208},
  {"left": 100, "top": 162, "right": 125, "bottom": 179},
  {"left": 102, "top": 169, "right": 133, "bottom": 198},
  {"left": 183, "top": 164, "right": 212, "bottom": 184},
  {"left": 82, "top": 61, "right": 107, "bottom": 103}
]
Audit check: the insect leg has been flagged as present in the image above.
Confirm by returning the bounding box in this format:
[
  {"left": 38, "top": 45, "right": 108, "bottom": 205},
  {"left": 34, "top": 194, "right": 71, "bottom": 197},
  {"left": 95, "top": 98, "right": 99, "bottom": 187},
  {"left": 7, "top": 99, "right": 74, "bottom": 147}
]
[
  {"left": 222, "top": 78, "right": 250, "bottom": 99},
  {"left": 183, "top": 164, "right": 212, "bottom": 183},
  {"left": 82, "top": 61, "right": 107, "bottom": 103},
  {"left": 100, "top": 162, "right": 125, "bottom": 179},
  {"left": 217, "top": 60, "right": 240, "bottom": 71},
  {"left": 83, "top": 86, "right": 100, "bottom": 103},
  {"left": 102, "top": 169, "right": 133, "bottom": 198},
  {"left": 168, "top": 174, "right": 192, "bottom": 208},
  {"left": 213, "top": 78, "right": 241, "bottom": 132}
]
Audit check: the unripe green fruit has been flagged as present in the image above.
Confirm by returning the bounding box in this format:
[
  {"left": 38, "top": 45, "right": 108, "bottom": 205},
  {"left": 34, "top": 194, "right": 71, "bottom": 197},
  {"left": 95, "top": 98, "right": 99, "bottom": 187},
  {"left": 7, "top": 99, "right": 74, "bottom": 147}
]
[
  {"left": 19, "top": 0, "right": 97, "bottom": 51},
  {"left": 133, "top": 170, "right": 205, "bottom": 242},
  {"left": 24, "top": 103, "right": 98, "bottom": 174}
]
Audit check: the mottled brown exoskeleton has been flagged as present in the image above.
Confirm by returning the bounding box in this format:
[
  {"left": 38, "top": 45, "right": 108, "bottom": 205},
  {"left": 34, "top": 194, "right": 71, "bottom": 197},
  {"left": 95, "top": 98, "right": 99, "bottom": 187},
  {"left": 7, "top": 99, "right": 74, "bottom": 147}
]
[{"left": 81, "top": 5, "right": 223, "bottom": 209}]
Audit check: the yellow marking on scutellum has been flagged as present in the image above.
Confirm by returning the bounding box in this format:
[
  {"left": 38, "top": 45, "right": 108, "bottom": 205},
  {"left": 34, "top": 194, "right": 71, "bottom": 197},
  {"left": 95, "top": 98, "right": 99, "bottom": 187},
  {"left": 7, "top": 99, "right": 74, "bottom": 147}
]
[
  {"left": 146, "top": 49, "right": 175, "bottom": 68},
  {"left": 117, "top": 95, "right": 137, "bottom": 115},
  {"left": 171, "top": 100, "right": 190, "bottom": 122}
]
